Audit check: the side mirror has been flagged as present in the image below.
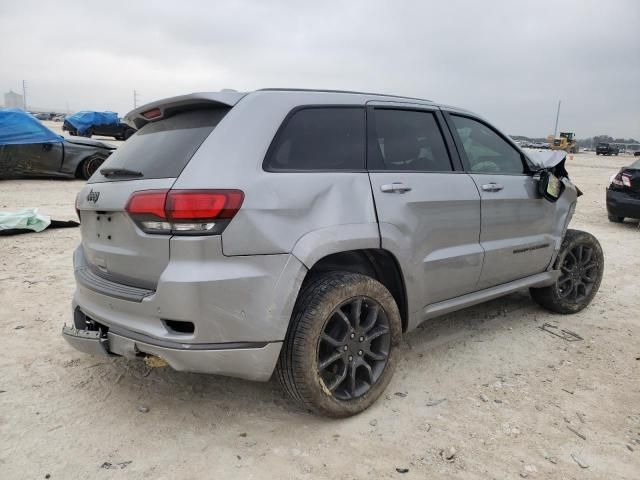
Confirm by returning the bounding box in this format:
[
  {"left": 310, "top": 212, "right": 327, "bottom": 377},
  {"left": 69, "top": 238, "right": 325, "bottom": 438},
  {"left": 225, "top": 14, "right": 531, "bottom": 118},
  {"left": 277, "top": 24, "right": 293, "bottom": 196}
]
[{"left": 538, "top": 171, "right": 565, "bottom": 202}]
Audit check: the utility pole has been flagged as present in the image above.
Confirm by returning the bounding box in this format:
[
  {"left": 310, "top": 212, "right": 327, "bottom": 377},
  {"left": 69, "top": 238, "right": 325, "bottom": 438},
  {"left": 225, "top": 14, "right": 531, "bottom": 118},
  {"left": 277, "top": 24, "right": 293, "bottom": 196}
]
[
  {"left": 22, "top": 79, "right": 28, "bottom": 110},
  {"left": 133, "top": 89, "right": 140, "bottom": 109},
  {"left": 553, "top": 100, "right": 561, "bottom": 138}
]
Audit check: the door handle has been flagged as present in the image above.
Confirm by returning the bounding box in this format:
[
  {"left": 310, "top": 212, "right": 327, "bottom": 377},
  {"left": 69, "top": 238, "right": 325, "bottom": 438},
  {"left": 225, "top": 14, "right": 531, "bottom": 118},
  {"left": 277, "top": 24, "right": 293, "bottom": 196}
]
[
  {"left": 481, "top": 183, "right": 504, "bottom": 192},
  {"left": 381, "top": 183, "right": 412, "bottom": 194}
]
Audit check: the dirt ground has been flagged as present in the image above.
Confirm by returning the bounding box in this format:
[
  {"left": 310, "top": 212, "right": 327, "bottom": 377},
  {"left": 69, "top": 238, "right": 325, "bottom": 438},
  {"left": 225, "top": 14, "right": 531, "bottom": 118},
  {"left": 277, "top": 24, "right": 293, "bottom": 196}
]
[{"left": 0, "top": 152, "right": 638, "bottom": 479}]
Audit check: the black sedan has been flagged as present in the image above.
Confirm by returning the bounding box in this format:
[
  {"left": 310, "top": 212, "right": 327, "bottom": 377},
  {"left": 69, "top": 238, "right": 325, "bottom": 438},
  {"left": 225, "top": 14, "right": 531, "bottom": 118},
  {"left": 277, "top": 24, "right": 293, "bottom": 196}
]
[
  {"left": 607, "top": 159, "right": 640, "bottom": 222},
  {"left": 0, "top": 109, "right": 115, "bottom": 180}
]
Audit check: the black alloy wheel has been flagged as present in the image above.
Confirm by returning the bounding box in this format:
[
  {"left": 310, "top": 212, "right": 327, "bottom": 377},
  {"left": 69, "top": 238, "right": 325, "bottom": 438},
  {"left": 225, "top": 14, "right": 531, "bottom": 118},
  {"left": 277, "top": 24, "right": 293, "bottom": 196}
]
[{"left": 317, "top": 296, "right": 390, "bottom": 400}]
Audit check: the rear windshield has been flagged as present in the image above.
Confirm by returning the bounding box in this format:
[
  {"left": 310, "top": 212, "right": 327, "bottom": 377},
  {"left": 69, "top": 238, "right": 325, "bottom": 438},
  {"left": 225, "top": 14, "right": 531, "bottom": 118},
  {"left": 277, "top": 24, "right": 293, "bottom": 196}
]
[
  {"left": 598, "top": 143, "right": 609, "bottom": 147},
  {"left": 91, "top": 108, "right": 229, "bottom": 182}
]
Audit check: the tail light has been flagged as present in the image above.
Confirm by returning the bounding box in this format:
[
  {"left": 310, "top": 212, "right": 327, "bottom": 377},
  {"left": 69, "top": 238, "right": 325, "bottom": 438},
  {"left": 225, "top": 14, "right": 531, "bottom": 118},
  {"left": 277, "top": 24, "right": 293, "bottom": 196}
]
[
  {"left": 611, "top": 172, "right": 623, "bottom": 186},
  {"left": 125, "top": 189, "right": 244, "bottom": 235},
  {"left": 611, "top": 171, "right": 632, "bottom": 188}
]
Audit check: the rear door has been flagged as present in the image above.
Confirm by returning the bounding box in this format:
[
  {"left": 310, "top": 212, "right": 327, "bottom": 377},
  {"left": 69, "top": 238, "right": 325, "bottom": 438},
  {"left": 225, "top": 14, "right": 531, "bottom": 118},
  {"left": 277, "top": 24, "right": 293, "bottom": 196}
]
[
  {"left": 367, "top": 103, "right": 483, "bottom": 310},
  {"left": 444, "top": 112, "right": 556, "bottom": 289},
  {"left": 76, "top": 107, "right": 231, "bottom": 290}
]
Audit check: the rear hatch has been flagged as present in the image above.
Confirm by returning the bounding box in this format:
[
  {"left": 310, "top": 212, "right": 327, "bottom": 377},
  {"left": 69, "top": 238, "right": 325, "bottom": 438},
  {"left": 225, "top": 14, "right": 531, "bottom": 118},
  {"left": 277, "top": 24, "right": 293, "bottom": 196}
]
[{"left": 76, "top": 93, "right": 244, "bottom": 290}]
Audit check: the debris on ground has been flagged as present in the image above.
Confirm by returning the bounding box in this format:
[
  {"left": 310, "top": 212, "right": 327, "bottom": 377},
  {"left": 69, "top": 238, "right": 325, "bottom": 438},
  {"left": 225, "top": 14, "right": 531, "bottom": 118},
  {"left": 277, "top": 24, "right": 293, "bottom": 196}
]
[
  {"left": 143, "top": 355, "right": 168, "bottom": 368},
  {"left": 137, "top": 405, "right": 149, "bottom": 413},
  {"left": 540, "top": 323, "right": 583, "bottom": 341},
  {"left": 100, "top": 461, "right": 131, "bottom": 470},
  {"left": 394, "top": 392, "right": 407, "bottom": 398},
  {"left": 426, "top": 398, "right": 447, "bottom": 407},
  {"left": 440, "top": 447, "right": 456, "bottom": 462},
  {"left": 570, "top": 453, "right": 589, "bottom": 468},
  {"left": 369, "top": 419, "right": 378, "bottom": 427},
  {"left": 395, "top": 467, "right": 409, "bottom": 473},
  {"left": 567, "top": 425, "right": 586, "bottom": 440},
  {"left": 479, "top": 393, "right": 490, "bottom": 402}
]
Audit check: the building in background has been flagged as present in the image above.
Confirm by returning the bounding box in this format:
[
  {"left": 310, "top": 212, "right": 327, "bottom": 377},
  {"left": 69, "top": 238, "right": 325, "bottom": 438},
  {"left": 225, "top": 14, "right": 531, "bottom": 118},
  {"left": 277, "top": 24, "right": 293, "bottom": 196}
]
[{"left": 3, "top": 90, "right": 24, "bottom": 109}]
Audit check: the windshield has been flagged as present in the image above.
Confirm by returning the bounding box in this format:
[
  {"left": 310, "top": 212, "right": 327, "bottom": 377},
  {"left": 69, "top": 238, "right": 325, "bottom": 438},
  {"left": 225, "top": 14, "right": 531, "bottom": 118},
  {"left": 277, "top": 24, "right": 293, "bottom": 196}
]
[{"left": 91, "top": 108, "right": 229, "bottom": 182}]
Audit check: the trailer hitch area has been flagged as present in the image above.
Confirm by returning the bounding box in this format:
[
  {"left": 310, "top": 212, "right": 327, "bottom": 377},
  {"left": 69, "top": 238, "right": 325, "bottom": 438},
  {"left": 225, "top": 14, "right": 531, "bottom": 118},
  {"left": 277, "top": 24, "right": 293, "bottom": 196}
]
[{"left": 61, "top": 324, "right": 114, "bottom": 357}]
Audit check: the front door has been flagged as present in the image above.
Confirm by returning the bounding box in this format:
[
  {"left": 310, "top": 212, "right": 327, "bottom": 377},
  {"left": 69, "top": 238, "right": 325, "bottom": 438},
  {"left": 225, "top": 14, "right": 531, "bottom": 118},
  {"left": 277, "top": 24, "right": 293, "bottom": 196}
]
[
  {"left": 445, "top": 113, "right": 556, "bottom": 289},
  {"left": 367, "top": 104, "right": 484, "bottom": 315},
  {"left": 0, "top": 142, "right": 63, "bottom": 178}
]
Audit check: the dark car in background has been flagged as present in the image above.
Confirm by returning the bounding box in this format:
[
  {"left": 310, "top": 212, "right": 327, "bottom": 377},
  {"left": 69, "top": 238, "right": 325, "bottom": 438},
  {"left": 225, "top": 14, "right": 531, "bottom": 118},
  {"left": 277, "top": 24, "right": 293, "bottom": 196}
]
[
  {"left": 0, "top": 109, "right": 115, "bottom": 180},
  {"left": 596, "top": 142, "right": 619, "bottom": 156},
  {"left": 63, "top": 111, "right": 137, "bottom": 140},
  {"left": 607, "top": 159, "right": 640, "bottom": 222}
]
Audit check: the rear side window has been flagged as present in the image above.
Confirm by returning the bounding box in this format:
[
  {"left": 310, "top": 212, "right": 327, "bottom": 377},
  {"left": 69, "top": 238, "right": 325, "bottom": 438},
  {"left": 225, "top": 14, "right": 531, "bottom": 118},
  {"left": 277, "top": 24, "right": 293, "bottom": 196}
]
[
  {"left": 94, "top": 108, "right": 228, "bottom": 181},
  {"left": 264, "top": 107, "right": 365, "bottom": 171},
  {"left": 451, "top": 115, "right": 524, "bottom": 174},
  {"left": 369, "top": 109, "right": 452, "bottom": 171}
]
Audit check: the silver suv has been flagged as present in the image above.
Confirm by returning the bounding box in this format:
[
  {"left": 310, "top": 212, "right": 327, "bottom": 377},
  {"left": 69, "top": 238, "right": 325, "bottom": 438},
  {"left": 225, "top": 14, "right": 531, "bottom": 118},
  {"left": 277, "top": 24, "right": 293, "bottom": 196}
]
[{"left": 63, "top": 89, "right": 604, "bottom": 416}]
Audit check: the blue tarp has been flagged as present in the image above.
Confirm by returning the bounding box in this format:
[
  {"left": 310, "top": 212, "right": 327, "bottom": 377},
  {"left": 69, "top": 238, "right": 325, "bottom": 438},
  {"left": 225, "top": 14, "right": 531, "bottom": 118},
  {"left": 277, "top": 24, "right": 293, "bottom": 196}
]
[
  {"left": 0, "top": 109, "right": 63, "bottom": 145},
  {"left": 65, "top": 111, "right": 118, "bottom": 135}
]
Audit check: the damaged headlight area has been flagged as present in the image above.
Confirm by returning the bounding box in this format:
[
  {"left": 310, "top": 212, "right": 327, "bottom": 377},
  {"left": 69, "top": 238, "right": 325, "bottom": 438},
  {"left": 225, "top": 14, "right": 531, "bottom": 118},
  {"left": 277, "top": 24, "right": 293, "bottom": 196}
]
[{"left": 525, "top": 149, "right": 581, "bottom": 202}]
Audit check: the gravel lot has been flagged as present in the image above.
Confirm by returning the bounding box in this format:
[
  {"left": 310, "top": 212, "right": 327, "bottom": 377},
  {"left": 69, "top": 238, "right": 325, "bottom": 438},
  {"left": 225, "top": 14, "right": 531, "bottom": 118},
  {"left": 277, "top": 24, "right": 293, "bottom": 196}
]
[{"left": 0, "top": 152, "right": 638, "bottom": 479}]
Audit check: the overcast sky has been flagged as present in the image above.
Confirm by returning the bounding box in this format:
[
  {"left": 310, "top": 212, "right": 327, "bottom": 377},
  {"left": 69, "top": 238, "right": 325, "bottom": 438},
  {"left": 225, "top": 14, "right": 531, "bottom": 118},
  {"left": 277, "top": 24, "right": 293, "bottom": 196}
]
[{"left": 1, "top": 0, "right": 638, "bottom": 138}]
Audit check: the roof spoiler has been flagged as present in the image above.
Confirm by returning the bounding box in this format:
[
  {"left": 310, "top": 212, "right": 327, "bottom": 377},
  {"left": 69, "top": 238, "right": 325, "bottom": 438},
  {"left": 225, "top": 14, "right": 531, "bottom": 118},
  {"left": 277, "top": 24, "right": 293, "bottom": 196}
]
[{"left": 124, "top": 91, "right": 247, "bottom": 129}]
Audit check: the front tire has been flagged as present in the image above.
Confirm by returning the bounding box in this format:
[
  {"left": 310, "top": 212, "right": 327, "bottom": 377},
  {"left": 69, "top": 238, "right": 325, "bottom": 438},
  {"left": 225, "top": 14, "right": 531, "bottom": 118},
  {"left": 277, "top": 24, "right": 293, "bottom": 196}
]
[
  {"left": 77, "top": 154, "right": 106, "bottom": 180},
  {"left": 276, "top": 272, "right": 402, "bottom": 417},
  {"left": 530, "top": 229, "right": 604, "bottom": 314},
  {"left": 608, "top": 215, "right": 624, "bottom": 223}
]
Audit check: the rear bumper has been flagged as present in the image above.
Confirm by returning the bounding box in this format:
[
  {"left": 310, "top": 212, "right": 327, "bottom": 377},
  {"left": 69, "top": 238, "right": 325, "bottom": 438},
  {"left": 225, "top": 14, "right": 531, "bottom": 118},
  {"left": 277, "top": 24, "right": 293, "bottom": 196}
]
[
  {"left": 70, "top": 239, "right": 307, "bottom": 380},
  {"left": 62, "top": 320, "right": 282, "bottom": 382},
  {"left": 606, "top": 188, "right": 640, "bottom": 219}
]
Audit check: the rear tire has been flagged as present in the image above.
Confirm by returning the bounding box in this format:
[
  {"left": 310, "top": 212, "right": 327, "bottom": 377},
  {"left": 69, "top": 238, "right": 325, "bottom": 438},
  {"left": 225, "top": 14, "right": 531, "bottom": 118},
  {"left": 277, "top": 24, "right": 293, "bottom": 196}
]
[
  {"left": 530, "top": 229, "right": 604, "bottom": 314},
  {"left": 124, "top": 128, "right": 135, "bottom": 140},
  {"left": 276, "top": 272, "right": 402, "bottom": 417},
  {"left": 608, "top": 215, "right": 624, "bottom": 223}
]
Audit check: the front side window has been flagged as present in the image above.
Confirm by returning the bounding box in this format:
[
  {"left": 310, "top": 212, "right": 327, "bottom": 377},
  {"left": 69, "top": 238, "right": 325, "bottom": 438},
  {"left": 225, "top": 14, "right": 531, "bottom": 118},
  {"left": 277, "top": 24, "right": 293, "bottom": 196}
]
[
  {"left": 264, "top": 107, "right": 365, "bottom": 171},
  {"left": 369, "top": 109, "right": 452, "bottom": 172},
  {"left": 451, "top": 115, "right": 524, "bottom": 174}
]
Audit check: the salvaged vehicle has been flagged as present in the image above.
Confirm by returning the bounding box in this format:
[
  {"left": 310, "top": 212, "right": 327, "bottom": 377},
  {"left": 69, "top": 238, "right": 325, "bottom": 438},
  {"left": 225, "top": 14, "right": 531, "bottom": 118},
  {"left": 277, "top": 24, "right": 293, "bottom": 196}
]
[
  {"left": 596, "top": 142, "right": 619, "bottom": 156},
  {"left": 0, "top": 109, "right": 115, "bottom": 180},
  {"left": 607, "top": 159, "right": 640, "bottom": 222},
  {"left": 63, "top": 111, "right": 137, "bottom": 140},
  {"left": 63, "top": 89, "right": 604, "bottom": 416}
]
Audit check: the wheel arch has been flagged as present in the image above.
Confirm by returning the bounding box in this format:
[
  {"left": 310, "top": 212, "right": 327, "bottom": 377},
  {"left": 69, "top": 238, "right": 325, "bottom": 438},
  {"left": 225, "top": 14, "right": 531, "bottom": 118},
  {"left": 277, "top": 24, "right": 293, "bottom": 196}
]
[{"left": 299, "top": 248, "right": 409, "bottom": 332}]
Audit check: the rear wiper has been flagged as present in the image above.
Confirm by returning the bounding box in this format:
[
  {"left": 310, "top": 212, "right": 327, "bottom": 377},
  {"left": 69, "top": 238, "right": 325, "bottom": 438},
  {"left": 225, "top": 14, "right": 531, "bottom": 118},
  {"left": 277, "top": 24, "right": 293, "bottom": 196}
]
[{"left": 100, "top": 167, "right": 143, "bottom": 178}]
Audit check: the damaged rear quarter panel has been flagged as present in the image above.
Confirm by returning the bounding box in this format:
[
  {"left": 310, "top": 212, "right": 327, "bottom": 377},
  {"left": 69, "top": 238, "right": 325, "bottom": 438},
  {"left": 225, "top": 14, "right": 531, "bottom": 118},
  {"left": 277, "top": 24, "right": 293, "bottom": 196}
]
[{"left": 222, "top": 172, "right": 378, "bottom": 255}]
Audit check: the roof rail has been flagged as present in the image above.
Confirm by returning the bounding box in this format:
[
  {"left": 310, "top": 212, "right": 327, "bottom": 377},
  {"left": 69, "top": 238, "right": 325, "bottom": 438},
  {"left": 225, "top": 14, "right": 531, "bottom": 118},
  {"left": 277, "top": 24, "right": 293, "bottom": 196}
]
[{"left": 257, "top": 88, "right": 433, "bottom": 103}]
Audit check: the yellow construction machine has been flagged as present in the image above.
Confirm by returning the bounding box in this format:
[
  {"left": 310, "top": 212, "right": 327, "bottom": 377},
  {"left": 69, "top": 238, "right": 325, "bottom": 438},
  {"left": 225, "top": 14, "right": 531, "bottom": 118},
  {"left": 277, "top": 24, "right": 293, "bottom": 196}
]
[{"left": 547, "top": 132, "right": 578, "bottom": 153}]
